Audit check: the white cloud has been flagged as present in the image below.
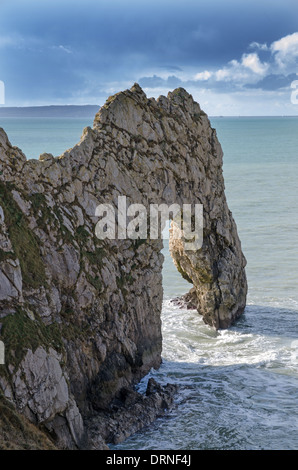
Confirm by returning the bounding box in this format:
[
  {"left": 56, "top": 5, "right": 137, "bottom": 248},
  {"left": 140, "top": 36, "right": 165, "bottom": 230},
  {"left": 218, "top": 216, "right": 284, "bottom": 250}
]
[
  {"left": 214, "top": 53, "right": 268, "bottom": 83},
  {"left": 58, "top": 45, "right": 73, "bottom": 54},
  {"left": 271, "top": 32, "right": 298, "bottom": 53},
  {"left": 194, "top": 70, "right": 212, "bottom": 80},
  {"left": 270, "top": 32, "right": 298, "bottom": 69},
  {"left": 249, "top": 41, "right": 269, "bottom": 51},
  {"left": 202, "top": 32, "right": 298, "bottom": 87},
  {"left": 215, "top": 67, "right": 233, "bottom": 81},
  {"left": 241, "top": 53, "right": 268, "bottom": 75},
  {"left": 139, "top": 31, "right": 298, "bottom": 115},
  {"left": 51, "top": 45, "right": 73, "bottom": 54}
]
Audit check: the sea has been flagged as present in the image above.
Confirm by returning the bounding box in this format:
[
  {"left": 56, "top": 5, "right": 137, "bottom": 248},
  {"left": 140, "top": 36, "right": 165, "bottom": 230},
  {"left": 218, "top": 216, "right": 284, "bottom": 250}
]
[{"left": 1, "top": 115, "right": 297, "bottom": 450}]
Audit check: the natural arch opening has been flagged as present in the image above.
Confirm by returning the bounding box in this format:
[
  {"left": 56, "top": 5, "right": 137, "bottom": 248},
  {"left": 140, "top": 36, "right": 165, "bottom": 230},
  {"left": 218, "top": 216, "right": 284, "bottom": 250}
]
[{"left": 161, "top": 221, "right": 192, "bottom": 301}]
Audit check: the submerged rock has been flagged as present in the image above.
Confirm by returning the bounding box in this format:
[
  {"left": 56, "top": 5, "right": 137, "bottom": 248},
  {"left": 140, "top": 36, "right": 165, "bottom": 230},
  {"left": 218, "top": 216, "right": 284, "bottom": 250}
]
[{"left": 0, "top": 84, "right": 247, "bottom": 448}]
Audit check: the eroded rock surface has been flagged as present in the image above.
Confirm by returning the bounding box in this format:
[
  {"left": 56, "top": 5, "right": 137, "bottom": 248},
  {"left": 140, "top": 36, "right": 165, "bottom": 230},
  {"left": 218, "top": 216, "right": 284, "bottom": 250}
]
[{"left": 0, "top": 84, "right": 247, "bottom": 448}]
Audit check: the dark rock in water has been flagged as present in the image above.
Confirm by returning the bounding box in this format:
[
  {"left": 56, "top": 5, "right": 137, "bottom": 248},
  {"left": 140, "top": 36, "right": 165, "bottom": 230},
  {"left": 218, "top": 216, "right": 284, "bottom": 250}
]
[
  {"left": 0, "top": 83, "right": 247, "bottom": 448},
  {"left": 172, "top": 287, "right": 199, "bottom": 310},
  {"left": 86, "top": 379, "right": 178, "bottom": 449}
]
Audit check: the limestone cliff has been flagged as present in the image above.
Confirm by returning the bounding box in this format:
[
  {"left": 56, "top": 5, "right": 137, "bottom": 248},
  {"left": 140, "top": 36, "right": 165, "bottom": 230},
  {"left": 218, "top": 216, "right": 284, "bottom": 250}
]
[{"left": 0, "top": 84, "right": 247, "bottom": 448}]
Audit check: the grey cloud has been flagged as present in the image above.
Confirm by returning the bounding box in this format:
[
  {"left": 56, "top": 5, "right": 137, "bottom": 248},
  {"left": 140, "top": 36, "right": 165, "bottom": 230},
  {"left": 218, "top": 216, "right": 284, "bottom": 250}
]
[
  {"left": 246, "top": 73, "right": 298, "bottom": 91},
  {"left": 139, "top": 75, "right": 182, "bottom": 89},
  {"left": 158, "top": 65, "right": 183, "bottom": 72},
  {"left": 138, "top": 74, "right": 245, "bottom": 93}
]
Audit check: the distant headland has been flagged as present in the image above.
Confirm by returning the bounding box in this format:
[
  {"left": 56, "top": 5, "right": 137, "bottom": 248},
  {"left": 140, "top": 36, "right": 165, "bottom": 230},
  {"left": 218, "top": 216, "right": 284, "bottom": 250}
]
[{"left": 0, "top": 105, "right": 100, "bottom": 118}]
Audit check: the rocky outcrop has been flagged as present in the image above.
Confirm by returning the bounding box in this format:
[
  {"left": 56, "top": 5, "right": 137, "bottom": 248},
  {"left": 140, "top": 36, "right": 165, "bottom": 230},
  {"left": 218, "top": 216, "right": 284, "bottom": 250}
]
[
  {"left": 0, "top": 84, "right": 247, "bottom": 448},
  {"left": 87, "top": 378, "right": 177, "bottom": 449}
]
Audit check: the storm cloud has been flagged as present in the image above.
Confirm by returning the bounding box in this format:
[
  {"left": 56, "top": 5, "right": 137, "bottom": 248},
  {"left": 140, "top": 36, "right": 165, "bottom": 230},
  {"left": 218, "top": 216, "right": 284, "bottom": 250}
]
[{"left": 0, "top": 0, "right": 298, "bottom": 114}]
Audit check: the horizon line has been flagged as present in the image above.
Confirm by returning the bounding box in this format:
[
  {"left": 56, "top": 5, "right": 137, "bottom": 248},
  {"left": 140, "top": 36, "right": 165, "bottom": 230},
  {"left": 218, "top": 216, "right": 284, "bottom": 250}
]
[{"left": 0, "top": 104, "right": 297, "bottom": 119}]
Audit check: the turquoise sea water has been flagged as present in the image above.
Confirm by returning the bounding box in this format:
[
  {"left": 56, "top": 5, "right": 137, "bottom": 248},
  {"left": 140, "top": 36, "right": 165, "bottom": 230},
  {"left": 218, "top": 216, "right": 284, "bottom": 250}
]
[
  {"left": 0, "top": 117, "right": 92, "bottom": 159},
  {"left": 1, "top": 115, "right": 297, "bottom": 450}
]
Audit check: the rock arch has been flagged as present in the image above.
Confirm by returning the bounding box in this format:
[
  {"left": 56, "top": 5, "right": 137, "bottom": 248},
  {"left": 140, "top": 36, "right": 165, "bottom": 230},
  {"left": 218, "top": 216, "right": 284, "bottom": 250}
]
[{"left": 0, "top": 84, "right": 247, "bottom": 447}]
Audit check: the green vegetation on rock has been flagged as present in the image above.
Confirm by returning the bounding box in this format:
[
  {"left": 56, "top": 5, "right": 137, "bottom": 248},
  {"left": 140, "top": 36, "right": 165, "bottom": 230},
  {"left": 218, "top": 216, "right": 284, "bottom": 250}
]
[
  {"left": 0, "top": 181, "right": 46, "bottom": 288},
  {"left": 0, "top": 307, "right": 64, "bottom": 368},
  {"left": 0, "top": 390, "right": 56, "bottom": 450}
]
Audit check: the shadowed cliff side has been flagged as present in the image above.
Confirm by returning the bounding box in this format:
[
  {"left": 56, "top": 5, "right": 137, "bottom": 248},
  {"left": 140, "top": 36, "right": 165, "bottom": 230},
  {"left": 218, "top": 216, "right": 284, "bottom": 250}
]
[{"left": 0, "top": 84, "right": 247, "bottom": 448}]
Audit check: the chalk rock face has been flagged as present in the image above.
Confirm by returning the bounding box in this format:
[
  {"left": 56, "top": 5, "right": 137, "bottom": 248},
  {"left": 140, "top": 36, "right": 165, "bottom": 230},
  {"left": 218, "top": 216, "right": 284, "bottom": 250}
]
[{"left": 0, "top": 84, "right": 247, "bottom": 448}]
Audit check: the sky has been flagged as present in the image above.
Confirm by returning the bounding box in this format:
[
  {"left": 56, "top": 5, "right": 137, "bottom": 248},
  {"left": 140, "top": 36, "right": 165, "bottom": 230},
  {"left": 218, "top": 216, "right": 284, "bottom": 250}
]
[{"left": 0, "top": 0, "right": 298, "bottom": 115}]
